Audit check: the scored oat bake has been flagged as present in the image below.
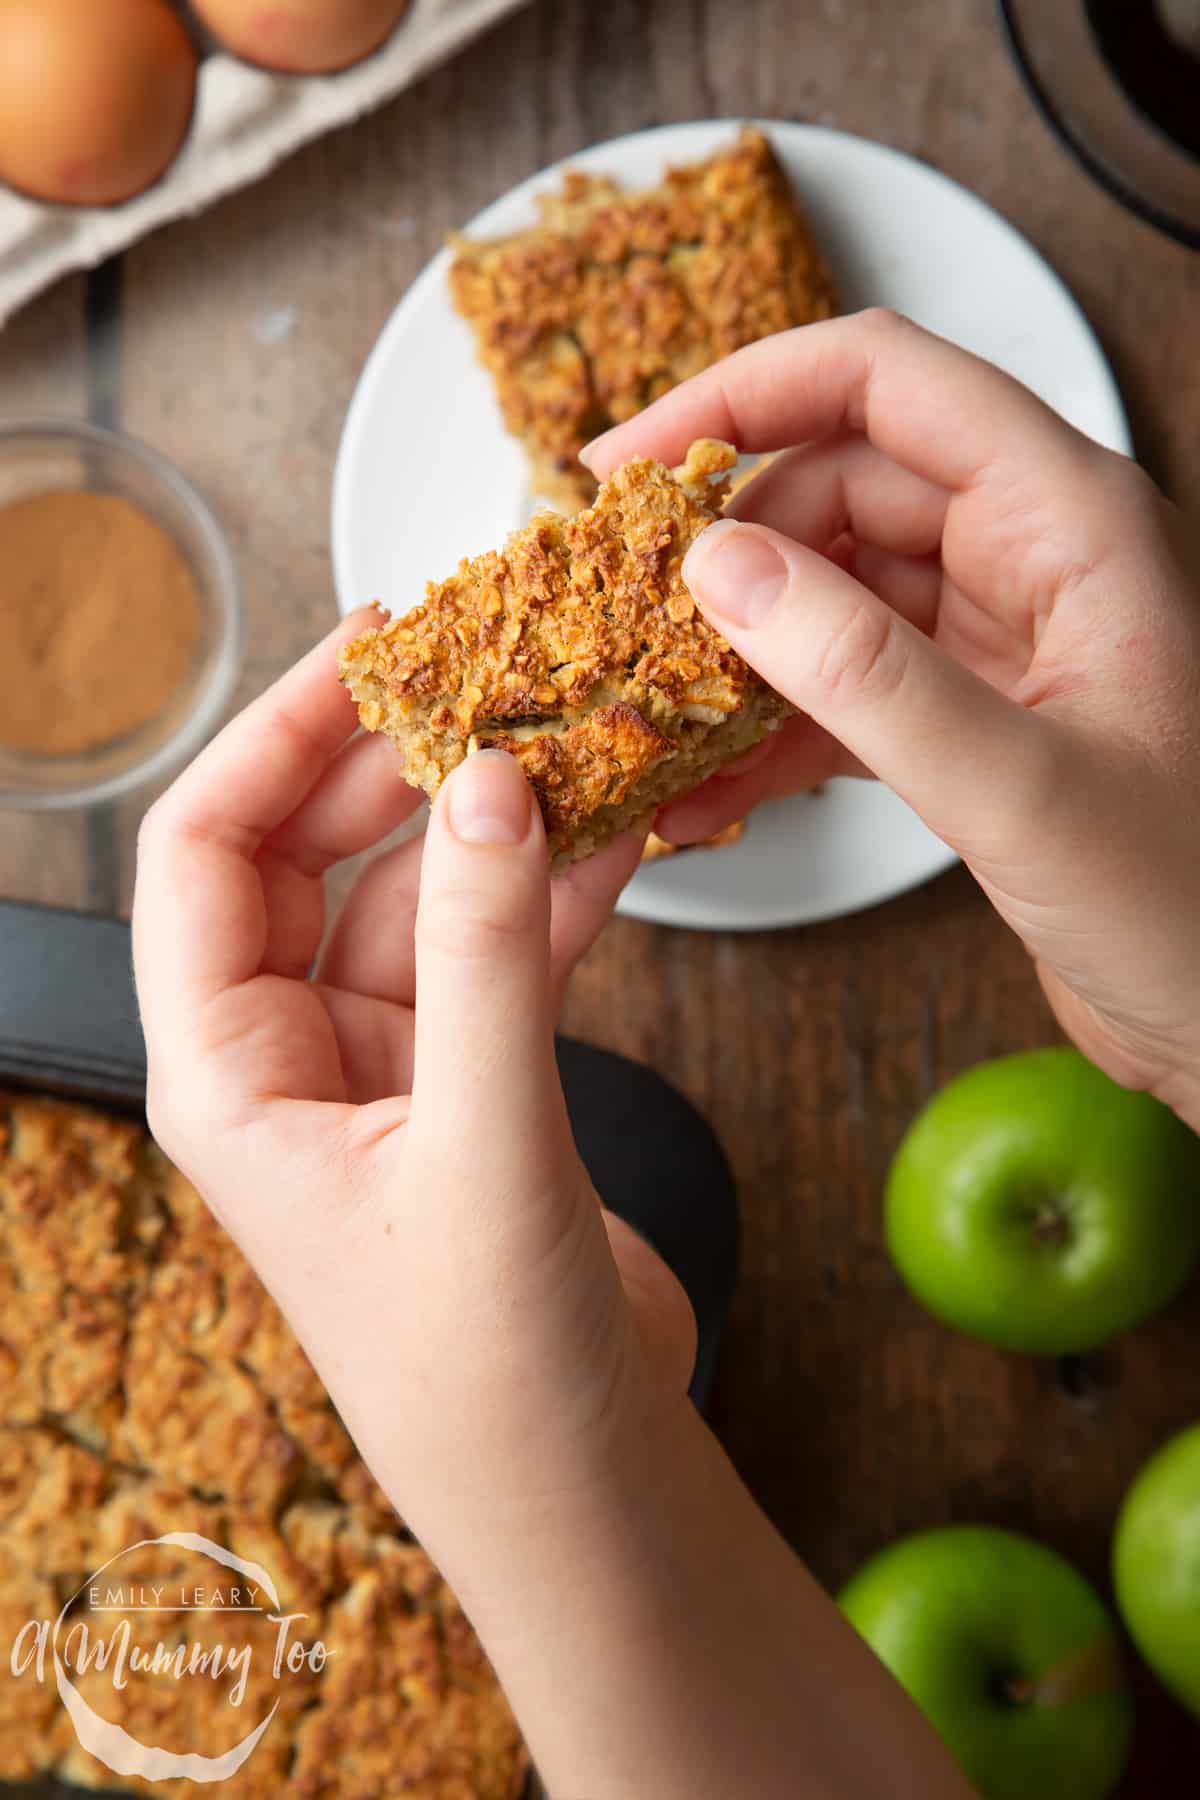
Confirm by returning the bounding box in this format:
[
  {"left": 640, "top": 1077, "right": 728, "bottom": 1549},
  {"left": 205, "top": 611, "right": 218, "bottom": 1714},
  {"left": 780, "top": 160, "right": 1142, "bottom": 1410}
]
[
  {"left": 338, "top": 438, "right": 792, "bottom": 868},
  {"left": 449, "top": 126, "right": 837, "bottom": 510},
  {"left": 0, "top": 1093, "right": 527, "bottom": 1799}
]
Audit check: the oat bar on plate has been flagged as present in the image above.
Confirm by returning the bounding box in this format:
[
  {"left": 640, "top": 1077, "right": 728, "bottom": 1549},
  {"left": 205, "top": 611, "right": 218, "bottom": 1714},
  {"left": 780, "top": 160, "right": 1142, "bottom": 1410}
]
[{"left": 449, "top": 127, "right": 837, "bottom": 511}]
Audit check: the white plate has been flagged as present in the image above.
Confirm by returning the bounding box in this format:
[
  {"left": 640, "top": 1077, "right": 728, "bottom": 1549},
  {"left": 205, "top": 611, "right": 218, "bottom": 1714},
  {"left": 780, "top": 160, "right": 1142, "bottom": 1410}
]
[{"left": 332, "top": 120, "right": 1131, "bottom": 932}]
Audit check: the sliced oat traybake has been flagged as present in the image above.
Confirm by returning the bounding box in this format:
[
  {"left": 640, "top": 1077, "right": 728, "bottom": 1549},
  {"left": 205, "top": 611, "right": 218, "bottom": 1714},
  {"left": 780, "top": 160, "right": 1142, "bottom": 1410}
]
[
  {"left": 449, "top": 126, "right": 837, "bottom": 510},
  {"left": 338, "top": 439, "right": 791, "bottom": 868},
  {"left": 0, "top": 1093, "right": 528, "bottom": 1799}
]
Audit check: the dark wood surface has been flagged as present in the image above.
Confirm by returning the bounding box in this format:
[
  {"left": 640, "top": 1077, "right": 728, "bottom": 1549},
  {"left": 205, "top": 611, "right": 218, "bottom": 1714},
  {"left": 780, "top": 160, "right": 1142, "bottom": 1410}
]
[{"left": 2, "top": 1, "right": 1198, "bottom": 1790}]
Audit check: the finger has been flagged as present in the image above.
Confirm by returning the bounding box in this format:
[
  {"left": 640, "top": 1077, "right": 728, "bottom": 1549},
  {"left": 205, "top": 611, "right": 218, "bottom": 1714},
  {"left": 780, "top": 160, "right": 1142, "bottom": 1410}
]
[
  {"left": 257, "top": 733, "right": 424, "bottom": 981},
  {"left": 264, "top": 729, "right": 425, "bottom": 878},
  {"left": 583, "top": 309, "right": 1095, "bottom": 496},
  {"left": 711, "top": 736, "right": 778, "bottom": 782},
  {"left": 848, "top": 543, "right": 943, "bottom": 633},
  {"left": 548, "top": 830, "right": 645, "bottom": 998},
  {"left": 602, "top": 1210, "right": 698, "bottom": 1394},
  {"left": 408, "top": 752, "right": 574, "bottom": 1177},
  {"left": 134, "top": 607, "right": 379, "bottom": 1036},
  {"left": 154, "top": 605, "right": 378, "bottom": 855},
  {"left": 728, "top": 441, "right": 948, "bottom": 640},
  {"left": 255, "top": 852, "right": 328, "bottom": 982},
  {"left": 313, "top": 985, "right": 417, "bottom": 1104},
  {"left": 316, "top": 833, "right": 425, "bottom": 1007},
  {"left": 653, "top": 716, "right": 858, "bottom": 846},
  {"left": 318, "top": 822, "right": 640, "bottom": 1014},
  {"left": 728, "top": 437, "right": 949, "bottom": 563},
  {"left": 845, "top": 545, "right": 1028, "bottom": 693},
  {"left": 680, "top": 519, "right": 1078, "bottom": 863}
]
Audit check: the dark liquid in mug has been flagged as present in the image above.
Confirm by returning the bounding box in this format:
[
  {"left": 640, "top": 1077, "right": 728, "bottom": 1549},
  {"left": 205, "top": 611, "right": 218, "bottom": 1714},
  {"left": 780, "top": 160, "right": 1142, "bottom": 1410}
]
[{"left": 1087, "top": 0, "right": 1200, "bottom": 157}]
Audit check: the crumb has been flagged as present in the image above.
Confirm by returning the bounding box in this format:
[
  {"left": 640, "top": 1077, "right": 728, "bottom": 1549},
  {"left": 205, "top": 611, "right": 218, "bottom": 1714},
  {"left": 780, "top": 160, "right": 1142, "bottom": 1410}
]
[{"left": 642, "top": 819, "right": 746, "bottom": 860}]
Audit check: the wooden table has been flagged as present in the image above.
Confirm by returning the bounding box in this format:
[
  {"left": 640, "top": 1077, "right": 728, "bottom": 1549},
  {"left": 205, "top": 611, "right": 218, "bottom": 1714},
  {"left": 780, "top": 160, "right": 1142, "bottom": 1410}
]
[{"left": 2, "top": 1, "right": 1198, "bottom": 1790}]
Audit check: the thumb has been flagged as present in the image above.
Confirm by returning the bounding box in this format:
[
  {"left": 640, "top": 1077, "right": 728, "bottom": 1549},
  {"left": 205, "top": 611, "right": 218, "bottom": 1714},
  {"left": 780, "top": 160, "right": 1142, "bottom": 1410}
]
[
  {"left": 682, "top": 518, "right": 1072, "bottom": 862},
  {"left": 409, "top": 750, "right": 574, "bottom": 1175}
]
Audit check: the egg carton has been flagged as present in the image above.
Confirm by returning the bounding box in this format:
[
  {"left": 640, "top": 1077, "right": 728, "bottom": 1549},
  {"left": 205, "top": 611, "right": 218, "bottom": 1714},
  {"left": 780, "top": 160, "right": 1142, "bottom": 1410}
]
[{"left": 0, "top": 0, "right": 529, "bottom": 331}]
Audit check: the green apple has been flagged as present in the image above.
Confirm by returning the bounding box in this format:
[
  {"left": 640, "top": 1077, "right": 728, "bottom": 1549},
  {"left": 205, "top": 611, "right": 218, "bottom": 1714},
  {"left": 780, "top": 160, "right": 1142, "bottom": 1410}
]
[
  {"left": 1113, "top": 1422, "right": 1200, "bottom": 1716},
  {"left": 840, "top": 1525, "right": 1133, "bottom": 1800},
  {"left": 885, "top": 1049, "right": 1200, "bottom": 1355}
]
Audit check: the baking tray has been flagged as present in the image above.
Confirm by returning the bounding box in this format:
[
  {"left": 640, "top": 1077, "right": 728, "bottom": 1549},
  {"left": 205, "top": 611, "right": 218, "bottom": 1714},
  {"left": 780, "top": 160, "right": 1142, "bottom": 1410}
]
[
  {"left": 0, "top": 898, "right": 738, "bottom": 1404},
  {"left": 0, "top": 895, "right": 737, "bottom": 1795},
  {"left": 0, "top": 901, "right": 145, "bottom": 1108}
]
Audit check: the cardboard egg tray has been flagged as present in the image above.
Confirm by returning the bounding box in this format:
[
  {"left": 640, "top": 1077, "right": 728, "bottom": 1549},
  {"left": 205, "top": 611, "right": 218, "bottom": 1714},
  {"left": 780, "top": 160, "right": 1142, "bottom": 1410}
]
[{"left": 0, "top": 0, "right": 529, "bottom": 330}]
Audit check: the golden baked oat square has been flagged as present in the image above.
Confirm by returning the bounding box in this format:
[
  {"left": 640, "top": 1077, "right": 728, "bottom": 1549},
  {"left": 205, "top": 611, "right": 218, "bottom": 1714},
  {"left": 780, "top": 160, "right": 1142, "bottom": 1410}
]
[
  {"left": 0, "top": 1093, "right": 528, "bottom": 1799},
  {"left": 449, "top": 126, "right": 837, "bottom": 510},
  {"left": 338, "top": 439, "right": 792, "bottom": 868}
]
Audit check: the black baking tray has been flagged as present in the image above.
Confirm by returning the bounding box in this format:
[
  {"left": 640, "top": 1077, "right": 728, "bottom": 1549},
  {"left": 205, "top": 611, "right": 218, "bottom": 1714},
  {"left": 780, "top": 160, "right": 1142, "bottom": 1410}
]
[
  {"left": 0, "top": 901, "right": 146, "bottom": 1108},
  {"left": 0, "top": 897, "right": 738, "bottom": 1399},
  {"left": 0, "top": 896, "right": 738, "bottom": 1798}
]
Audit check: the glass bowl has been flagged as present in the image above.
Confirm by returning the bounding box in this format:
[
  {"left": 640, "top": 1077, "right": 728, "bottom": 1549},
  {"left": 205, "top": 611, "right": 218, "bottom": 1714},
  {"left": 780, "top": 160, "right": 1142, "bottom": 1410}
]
[{"left": 0, "top": 420, "right": 240, "bottom": 810}]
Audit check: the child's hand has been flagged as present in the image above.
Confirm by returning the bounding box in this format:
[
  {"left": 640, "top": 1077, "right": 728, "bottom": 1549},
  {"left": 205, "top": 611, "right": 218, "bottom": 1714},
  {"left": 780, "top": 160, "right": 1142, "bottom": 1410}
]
[
  {"left": 587, "top": 310, "right": 1200, "bottom": 1128},
  {"left": 132, "top": 624, "right": 695, "bottom": 1571}
]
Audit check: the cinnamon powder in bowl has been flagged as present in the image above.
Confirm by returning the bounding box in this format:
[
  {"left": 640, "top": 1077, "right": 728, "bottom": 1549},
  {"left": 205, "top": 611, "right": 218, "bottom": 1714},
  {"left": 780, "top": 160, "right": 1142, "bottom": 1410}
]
[
  {"left": 0, "top": 490, "right": 199, "bottom": 755},
  {"left": 0, "top": 422, "right": 239, "bottom": 809}
]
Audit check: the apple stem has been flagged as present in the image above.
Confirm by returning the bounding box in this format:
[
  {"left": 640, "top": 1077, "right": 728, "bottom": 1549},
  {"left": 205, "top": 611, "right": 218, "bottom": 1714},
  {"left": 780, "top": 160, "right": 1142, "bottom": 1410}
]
[
  {"left": 1002, "top": 1637, "right": 1124, "bottom": 1709},
  {"left": 1032, "top": 1202, "right": 1070, "bottom": 1246}
]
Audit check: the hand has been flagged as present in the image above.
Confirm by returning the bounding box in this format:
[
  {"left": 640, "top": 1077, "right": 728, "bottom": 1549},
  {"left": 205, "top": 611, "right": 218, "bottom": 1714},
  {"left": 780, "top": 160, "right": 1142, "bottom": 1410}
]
[
  {"left": 586, "top": 309, "right": 1200, "bottom": 1128},
  {"left": 132, "top": 614, "right": 695, "bottom": 1568},
  {"left": 133, "top": 613, "right": 976, "bottom": 1800}
]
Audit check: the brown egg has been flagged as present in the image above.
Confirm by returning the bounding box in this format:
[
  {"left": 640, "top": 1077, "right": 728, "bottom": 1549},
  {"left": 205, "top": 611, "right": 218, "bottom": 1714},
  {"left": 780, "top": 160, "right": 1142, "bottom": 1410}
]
[
  {"left": 192, "top": 0, "right": 411, "bottom": 74},
  {"left": 0, "top": 0, "right": 197, "bottom": 207}
]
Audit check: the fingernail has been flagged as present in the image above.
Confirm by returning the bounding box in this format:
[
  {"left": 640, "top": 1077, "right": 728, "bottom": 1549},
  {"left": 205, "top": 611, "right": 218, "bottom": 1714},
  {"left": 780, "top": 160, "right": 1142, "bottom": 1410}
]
[
  {"left": 578, "top": 436, "right": 606, "bottom": 473},
  {"left": 446, "top": 750, "right": 533, "bottom": 846},
  {"left": 683, "top": 520, "right": 787, "bottom": 630}
]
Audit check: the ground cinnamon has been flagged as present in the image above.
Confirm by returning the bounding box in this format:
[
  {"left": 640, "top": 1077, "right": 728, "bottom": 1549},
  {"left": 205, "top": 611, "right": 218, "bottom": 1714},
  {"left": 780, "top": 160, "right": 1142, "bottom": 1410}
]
[{"left": 0, "top": 489, "right": 200, "bottom": 756}]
